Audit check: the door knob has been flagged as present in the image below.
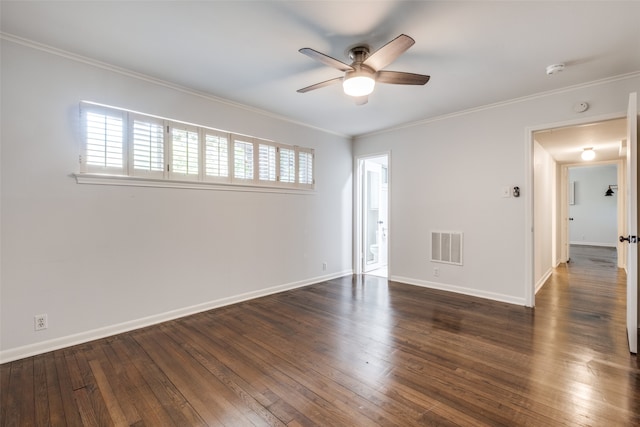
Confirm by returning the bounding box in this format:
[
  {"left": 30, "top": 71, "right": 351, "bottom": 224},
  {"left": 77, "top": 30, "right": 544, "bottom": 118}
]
[{"left": 620, "top": 235, "right": 638, "bottom": 243}]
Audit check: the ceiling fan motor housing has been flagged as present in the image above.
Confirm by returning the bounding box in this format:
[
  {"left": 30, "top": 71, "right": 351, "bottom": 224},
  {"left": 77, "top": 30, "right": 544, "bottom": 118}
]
[{"left": 349, "top": 46, "right": 370, "bottom": 63}]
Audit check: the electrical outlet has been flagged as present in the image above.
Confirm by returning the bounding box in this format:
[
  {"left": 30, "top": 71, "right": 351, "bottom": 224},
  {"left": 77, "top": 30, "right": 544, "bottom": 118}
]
[
  {"left": 322, "top": 262, "right": 327, "bottom": 271},
  {"left": 34, "top": 314, "right": 48, "bottom": 331},
  {"left": 434, "top": 267, "right": 440, "bottom": 277}
]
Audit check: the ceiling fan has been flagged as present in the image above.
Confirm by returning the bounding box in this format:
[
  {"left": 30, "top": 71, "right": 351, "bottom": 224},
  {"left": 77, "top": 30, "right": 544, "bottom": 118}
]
[{"left": 297, "top": 34, "right": 430, "bottom": 105}]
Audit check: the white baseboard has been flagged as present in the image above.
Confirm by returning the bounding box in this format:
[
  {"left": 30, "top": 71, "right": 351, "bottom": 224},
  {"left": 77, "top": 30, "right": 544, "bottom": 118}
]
[
  {"left": 389, "top": 275, "right": 526, "bottom": 306},
  {"left": 569, "top": 241, "right": 617, "bottom": 248},
  {"left": 535, "top": 268, "right": 553, "bottom": 294},
  {"left": 0, "top": 270, "right": 353, "bottom": 364}
]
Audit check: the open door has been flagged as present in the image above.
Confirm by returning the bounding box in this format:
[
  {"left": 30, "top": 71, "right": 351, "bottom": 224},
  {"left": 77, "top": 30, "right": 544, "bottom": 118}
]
[
  {"left": 566, "top": 177, "right": 575, "bottom": 263},
  {"left": 363, "top": 160, "right": 386, "bottom": 273},
  {"left": 623, "top": 92, "right": 638, "bottom": 354}
]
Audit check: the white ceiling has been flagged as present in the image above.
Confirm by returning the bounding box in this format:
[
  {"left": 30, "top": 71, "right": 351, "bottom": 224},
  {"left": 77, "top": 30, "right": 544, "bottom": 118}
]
[
  {"left": 534, "top": 118, "right": 627, "bottom": 164},
  {"left": 1, "top": 1, "right": 639, "bottom": 138}
]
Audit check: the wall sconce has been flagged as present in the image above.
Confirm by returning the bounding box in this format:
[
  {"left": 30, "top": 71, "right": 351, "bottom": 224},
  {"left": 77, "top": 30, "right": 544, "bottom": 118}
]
[{"left": 605, "top": 185, "right": 618, "bottom": 196}]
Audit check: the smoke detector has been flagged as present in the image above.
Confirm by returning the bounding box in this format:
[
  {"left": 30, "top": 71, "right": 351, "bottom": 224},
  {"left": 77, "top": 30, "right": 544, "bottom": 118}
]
[
  {"left": 573, "top": 101, "right": 589, "bottom": 113},
  {"left": 546, "top": 63, "right": 565, "bottom": 75}
]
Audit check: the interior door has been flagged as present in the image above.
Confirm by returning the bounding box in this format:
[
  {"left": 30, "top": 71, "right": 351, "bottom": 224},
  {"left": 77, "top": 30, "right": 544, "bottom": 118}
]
[
  {"left": 624, "top": 92, "right": 638, "bottom": 354},
  {"left": 566, "top": 176, "right": 574, "bottom": 262},
  {"left": 363, "top": 161, "right": 383, "bottom": 273}
]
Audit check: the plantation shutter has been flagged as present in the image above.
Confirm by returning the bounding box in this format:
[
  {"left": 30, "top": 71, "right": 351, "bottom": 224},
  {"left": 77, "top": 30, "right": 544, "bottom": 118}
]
[
  {"left": 259, "top": 143, "right": 277, "bottom": 182},
  {"left": 130, "top": 114, "right": 165, "bottom": 178},
  {"left": 204, "top": 130, "right": 229, "bottom": 181},
  {"left": 279, "top": 147, "right": 295, "bottom": 183},
  {"left": 78, "top": 103, "right": 315, "bottom": 191},
  {"left": 169, "top": 123, "right": 199, "bottom": 180},
  {"left": 81, "top": 104, "right": 126, "bottom": 174},
  {"left": 298, "top": 148, "right": 314, "bottom": 187},
  {"left": 233, "top": 137, "right": 254, "bottom": 181}
]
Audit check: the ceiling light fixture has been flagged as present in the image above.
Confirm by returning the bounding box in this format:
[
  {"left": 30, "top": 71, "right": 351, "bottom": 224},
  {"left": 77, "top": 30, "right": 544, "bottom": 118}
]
[
  {"left": 581, "top": 147, "right": 595, "bottom": 161},
  {"left": 605, "top": 185, "right": 617, "bottom": 196},
  {"left": 343, "top": 69, "right": 375, "bottom": 97}
]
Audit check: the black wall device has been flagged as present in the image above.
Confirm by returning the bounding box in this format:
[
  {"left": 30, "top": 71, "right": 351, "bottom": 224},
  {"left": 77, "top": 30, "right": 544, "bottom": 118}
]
[{"left": 513, "top": 186, "right": 520, "bottom": 197}]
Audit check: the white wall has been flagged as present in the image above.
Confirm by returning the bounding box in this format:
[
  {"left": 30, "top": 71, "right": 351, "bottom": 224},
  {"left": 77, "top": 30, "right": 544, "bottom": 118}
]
[
  {"left": 533, "top": 141, "right": 556, "bottom": 291},
  {"left": 353, "top": 74, "right": 640, "bottom": 305},
  {"left": 0, "top": 40, "right": 353, "bottom": 362},
  {"left": 569, "top": 165, "right": 618, "bottom": 246}
]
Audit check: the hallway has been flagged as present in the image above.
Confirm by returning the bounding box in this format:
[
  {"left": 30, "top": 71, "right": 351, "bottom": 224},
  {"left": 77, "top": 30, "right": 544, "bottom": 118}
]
[{"left": 532, "top": 244, "right": 638, "bottom": 424}]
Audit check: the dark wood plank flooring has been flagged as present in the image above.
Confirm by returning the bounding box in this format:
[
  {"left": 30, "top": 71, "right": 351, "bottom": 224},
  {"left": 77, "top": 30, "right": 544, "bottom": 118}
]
[{"left": 2, "top": 245, "right": 639, "bottom": 426}]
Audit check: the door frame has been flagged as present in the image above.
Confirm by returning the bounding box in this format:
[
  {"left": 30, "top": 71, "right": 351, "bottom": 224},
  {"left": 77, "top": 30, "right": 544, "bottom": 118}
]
[
  {"left": 560, "top": 161, "right": 625, "bottom": 268},
  {"left": 624, "top": 91, "right": 638, "bottom": 354},
  {"left": 525, "top": 112, "right": 626, "bottom": 307},
  {"left": 354, "top": 151, "right": 391, "bottom": 276}
]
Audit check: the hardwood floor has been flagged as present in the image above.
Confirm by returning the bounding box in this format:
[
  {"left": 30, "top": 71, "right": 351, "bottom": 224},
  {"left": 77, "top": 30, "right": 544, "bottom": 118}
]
[{"left": 2, "top": 245, "right": 639, "bottom": 426}]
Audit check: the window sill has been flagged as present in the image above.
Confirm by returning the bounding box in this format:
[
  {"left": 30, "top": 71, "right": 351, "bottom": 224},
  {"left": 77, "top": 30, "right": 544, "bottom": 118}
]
[{"left": 73, "top": 173, "right": 315, "bottom": 194}]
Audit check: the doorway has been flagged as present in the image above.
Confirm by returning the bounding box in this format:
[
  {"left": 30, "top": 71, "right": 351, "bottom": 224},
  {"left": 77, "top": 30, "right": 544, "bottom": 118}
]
[
  {"left": 565, "top": 163, "right": 621, "bottom": 265},
  {"left": 356, "top": 154, "right": 389, "bottom": 278},
  {"left": 527, "top": 115, "right": 628, "bottom": 307}
]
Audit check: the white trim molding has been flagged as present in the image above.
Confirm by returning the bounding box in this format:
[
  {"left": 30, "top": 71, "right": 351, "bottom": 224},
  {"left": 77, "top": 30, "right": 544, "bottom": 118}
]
[
  {"left": 73, "top": 173, "right": 316, "bottom": 195},
  {"left": 535, "top": 268, "right": 553, "bottom": 294},
  {"left": 390, "top": 275, "right": 526, "bottom": 307}
]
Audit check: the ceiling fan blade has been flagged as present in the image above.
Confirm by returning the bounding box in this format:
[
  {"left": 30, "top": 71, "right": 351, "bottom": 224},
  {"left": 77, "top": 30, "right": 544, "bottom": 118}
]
[
  {"left": 376, "top": 70, "right": 430, "bottom": 85},
  {"left": 299, "top": 48, "right": 354, "bottom": 72},
  {"left": 363, "top": 34, "right": 415, "bottom": 71},
  {"left": 297, "top": 77, "right": 343, "bottom": 93},
  {"left": 354, "top": 96, "right": 368, "bottom": 106}
]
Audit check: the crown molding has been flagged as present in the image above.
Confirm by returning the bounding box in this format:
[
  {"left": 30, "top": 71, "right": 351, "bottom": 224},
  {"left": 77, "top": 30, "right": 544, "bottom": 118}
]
[
  {"left": 358, "top": 71, "right": 640, "bottom": 139},
  {"left": 0, "top": 32, "right": 350, "bottom": 139}
]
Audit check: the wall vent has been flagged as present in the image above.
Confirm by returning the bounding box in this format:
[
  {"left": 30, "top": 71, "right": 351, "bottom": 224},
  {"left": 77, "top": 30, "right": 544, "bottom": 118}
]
[{"left": 431, "top": 231, "right": 463, "bottom": 265}]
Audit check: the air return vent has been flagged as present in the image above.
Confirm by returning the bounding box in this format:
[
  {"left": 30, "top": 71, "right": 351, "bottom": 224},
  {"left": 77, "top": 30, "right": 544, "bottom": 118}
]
[{"left": 431, "top": 231, "right": 463, "bottom": 265}]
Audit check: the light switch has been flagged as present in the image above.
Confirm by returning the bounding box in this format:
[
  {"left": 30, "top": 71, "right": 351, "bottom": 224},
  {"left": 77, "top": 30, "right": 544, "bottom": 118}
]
[{"left": 502, "top": 187, "right": 511, "bottom": 198}]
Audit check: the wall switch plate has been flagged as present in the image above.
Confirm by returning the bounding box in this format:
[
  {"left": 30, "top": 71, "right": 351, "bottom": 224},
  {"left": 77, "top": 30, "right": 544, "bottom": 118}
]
[{"left": 502, "top": 187, "right": 511, "bottom": 198}]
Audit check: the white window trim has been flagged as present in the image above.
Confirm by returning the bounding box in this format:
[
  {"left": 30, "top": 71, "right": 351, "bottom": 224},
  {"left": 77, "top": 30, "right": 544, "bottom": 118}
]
[
  {"left": 77, "top": 101, "right": 315, "bottom": 192},
  {"left": 73, "top": 173, "right": 315, "bottom": 194}
]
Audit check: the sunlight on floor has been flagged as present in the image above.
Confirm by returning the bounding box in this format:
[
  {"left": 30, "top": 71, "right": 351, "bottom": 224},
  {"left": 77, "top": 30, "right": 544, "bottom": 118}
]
[{"left": 366, "top": 266, "right": 387, "bottom": 278}]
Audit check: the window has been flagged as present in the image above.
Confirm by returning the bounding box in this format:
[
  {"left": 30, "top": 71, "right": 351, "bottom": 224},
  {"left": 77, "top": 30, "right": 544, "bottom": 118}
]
[
  {"left": 81, "top": 106, "right": 126, "bottom": 174},
  {"left": 170, "top": 124, "right": 199, "bottom": 180},
  {"left": 298, "top": 149, "right": 314, "bottom": 187},
  {"left": 204, "top": 131, "right": 229, "bottom": 181},
  {"left": 233, "top": 138, "right": 254, "bottom": 181},
  {"left": 279, "top": 147, "right": 296, "bottom": 184},
  {"left": 130, "top": 114, "right": 164, "bottom": 178},
  {"left": 78, "top": 101, "right": 314, "bottom": 190},
  {"left": 259, "top": 143, "right": 277, "bottom": 182}
]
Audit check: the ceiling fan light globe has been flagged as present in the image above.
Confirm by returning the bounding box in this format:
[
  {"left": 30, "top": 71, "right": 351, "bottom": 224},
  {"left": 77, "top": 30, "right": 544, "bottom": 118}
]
[{"left": 343, "top": 75, "right": 375, "bottom": 97}]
